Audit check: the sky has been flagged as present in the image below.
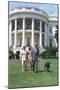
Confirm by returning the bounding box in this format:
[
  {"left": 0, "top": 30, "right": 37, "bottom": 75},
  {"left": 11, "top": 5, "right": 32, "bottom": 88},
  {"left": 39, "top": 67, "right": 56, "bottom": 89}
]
[{"left": 9, "top": 1, "right": 58, "bottom": 16}]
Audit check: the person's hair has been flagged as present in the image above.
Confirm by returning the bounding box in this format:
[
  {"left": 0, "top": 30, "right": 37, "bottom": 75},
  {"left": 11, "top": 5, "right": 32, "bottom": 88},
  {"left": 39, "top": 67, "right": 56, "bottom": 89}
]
[{"left": 29, "top": 47, "right": 31, "bottom": 51}]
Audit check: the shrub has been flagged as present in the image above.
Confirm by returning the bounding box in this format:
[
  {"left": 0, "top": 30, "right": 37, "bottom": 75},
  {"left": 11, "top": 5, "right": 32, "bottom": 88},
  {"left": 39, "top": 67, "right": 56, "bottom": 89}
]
[
  {"left": 40, "top": 47, "right": 58, "bottom": 59},
  {"left": 16, "top": 51, "right": 20, "bottom": 59},
  {"left": 9, "top": 49, "right": 15, "bottom": 59}
]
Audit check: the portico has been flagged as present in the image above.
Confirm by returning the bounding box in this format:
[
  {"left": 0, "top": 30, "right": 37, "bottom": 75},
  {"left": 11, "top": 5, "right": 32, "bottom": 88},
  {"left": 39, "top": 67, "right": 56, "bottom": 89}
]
[
  {"left": 9, "top": 18, "right": 46, "bottom": 49},
  {"left": 9, "top": 7, "right": 58, "bottom": 52}
]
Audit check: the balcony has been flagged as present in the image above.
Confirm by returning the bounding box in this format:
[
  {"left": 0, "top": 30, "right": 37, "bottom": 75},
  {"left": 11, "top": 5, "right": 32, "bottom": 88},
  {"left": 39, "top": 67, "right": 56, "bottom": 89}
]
[{"left": 11, "top": 18, "right": 42, "bottom": 32}]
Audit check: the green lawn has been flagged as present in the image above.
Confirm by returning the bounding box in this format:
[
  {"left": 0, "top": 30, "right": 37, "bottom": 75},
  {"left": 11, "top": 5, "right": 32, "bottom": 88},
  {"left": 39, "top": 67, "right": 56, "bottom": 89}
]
[{"left": 8, "top": 58, "right": 58, "bottom": 88}]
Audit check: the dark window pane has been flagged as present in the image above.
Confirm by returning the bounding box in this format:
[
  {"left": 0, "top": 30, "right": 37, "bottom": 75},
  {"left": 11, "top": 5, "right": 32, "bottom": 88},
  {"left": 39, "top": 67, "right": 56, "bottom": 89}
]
[
  {"left": 11, "top": 20, "right": 15, "bottom": 31},
  {"left": 42, "top": 22, "right": 45, "bottom": 32},
  {"left": 17, "top": 18, "right": 23, "bottom": 30},
  {"left": 42, "top": 34, "right": 45, "bottom": 48},
  {"left": 25, "top": 18, "right": 32, "bottom": 30},
  {"left": 34, "top": 19, "right": 40, "bottom": 31},
  {"left": 50, "top": 26, "right": 52, "bottom": 33},
  {"left": 56, "top": 25, "right": 58, "bottom": 30},
  {"left": 50, "top": 39, "right": 52, "bottom": 47}
]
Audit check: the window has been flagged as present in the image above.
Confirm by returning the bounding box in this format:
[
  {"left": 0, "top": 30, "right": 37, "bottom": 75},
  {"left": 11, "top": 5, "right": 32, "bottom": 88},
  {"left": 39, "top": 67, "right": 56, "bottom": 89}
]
[
  {"left": 34, "top": 34, "right": 39, "bottom": 46},
  {"left": 34, "top": 19, "right": 40, "bottom": 31},
  {"left": 42, "top": 34, "right": 45, "bottom": 48},
  {"left": 49, "top": 39, "right": 52, "bottom": 47},
  {"left": 20, "top": 38, "right": 22, "bottom": 47},
  {"left": 25, "top": 19, "right": 32, "bottom": 30},
  {"left": 17, "top": 18, "right": 23, "bottom": 30},
  {"left": 12, "top": 35, "right": 14, "bottom": 45},
  {"left": 42, "top": 22, "right": 45, "bottom": 32},
  {"left": 11, "top": 20, "right": 15, "bottom": 31},
  {"left": 50, "top": 26, "right": 52, "bottom": 33},
  {"left": 27, "top": 37, "right": 30, "bottom": 45},
  {"left": 56, "top": 25, "right": 58, "bottom": 30}
]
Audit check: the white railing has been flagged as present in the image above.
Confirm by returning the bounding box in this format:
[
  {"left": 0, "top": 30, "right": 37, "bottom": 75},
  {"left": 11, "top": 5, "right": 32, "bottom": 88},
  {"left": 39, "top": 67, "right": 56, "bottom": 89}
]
[
  {"left": 9, "top": 7, "right": 48, "bottom": 17},
  {"left": 48, "top": 16, "right": 58, "bottom": 21}
]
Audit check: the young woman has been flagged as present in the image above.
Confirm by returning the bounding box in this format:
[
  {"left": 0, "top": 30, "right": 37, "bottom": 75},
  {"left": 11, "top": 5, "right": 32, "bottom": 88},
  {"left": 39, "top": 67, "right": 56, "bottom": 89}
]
[
  {"left": 27, "top": 47, "right": 32, "bottom": 71},
  {"left": 21, "top": 46, "right": 27, "bottom": 72}
]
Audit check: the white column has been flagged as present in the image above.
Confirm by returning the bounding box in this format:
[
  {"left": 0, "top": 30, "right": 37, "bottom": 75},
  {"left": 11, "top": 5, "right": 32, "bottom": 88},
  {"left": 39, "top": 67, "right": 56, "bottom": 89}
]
[
  {"left": 39, "top": 21, "right": 42, "bottom": 47},
  {"left": 45, "top": 23, "right": 47, "bottom": 47},
  {"left": 52, "top": 25, "right": 57, "bottom": 47},
  {"left": 9, "top": 21, "right": 12, "bottom": 46},
  {"left": 14, "top": 19, "right": 17, "bottom": 49},
  {"left": 46, "top": 24, "right": 49, "bottom": 47},
  {"left": 22, "top": 18, "right": 25, "bottom": 47},
  {"left": 31, "top": 19, "right": 34, "bottom": 47},
  {"left": 47, "top": 24, "right": 49, "bottom": 47}
]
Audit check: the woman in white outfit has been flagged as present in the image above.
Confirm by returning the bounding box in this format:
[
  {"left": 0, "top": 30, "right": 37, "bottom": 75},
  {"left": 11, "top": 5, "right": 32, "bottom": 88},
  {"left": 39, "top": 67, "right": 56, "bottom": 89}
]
[
  {"left": 21, "top": 46, "right": 27, "bottom": 72},
  {"left": 25, "top": 46, "right": 32, "bottom": 71},
  {"left": 28, "top": 47, "right": 32, "bottom": 71}
]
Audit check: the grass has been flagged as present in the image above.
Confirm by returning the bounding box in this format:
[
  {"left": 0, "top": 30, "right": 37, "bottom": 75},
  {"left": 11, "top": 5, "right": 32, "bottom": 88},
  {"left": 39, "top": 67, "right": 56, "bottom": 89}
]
[{"left": 8, "top": 58, "right": 58, "bottom": 88}]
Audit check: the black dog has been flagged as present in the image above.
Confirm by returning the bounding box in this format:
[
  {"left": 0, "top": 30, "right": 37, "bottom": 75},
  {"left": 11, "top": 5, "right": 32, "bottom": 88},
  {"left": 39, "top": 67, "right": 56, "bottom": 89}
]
[{"left": 44, "top": 62, "right": 51, "bottom": 72}]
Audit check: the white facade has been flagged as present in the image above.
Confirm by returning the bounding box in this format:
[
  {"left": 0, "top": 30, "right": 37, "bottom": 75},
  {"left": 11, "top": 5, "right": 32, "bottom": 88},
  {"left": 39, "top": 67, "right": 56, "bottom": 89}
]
[{"left": 9, "top": 7, "right": 58, "bottom": 53}]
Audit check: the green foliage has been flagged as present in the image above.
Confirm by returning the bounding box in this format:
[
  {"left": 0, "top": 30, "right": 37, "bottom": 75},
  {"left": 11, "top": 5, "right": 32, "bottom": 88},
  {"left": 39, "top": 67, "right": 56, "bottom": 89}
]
[{"left": 41, "top": 47, "right": 58, "bottom": 59}]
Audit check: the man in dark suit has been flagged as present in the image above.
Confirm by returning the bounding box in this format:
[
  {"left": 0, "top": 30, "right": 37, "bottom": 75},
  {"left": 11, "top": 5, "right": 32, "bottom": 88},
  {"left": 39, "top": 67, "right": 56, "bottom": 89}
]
[{"left": 32, "top": 44, "right": 39, "bottom": 73}]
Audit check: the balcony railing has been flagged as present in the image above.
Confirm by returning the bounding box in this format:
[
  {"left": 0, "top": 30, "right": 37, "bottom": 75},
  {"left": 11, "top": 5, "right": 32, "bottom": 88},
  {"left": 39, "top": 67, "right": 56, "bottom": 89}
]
[
  {"left": 12, "top": 26, "right": 40, "bottom": 31},
  {"left": 17, "top": 26, "right": 23, "bottom": 30},
  {"left": 25, "top": 25, "right": 32, "bottom": 30},
  {"left": 11, "top": 21, "right": 41, "bottom": 31},
  {"left": 34, "top": 28, "right": 40, "bottom": 31}
]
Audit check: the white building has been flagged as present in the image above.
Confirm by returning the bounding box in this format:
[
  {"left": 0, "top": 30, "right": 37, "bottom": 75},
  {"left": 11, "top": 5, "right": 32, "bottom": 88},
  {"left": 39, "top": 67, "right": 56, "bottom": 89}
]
[{"left": 9, "top": 7, "right": 58, "bottom": 53}]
